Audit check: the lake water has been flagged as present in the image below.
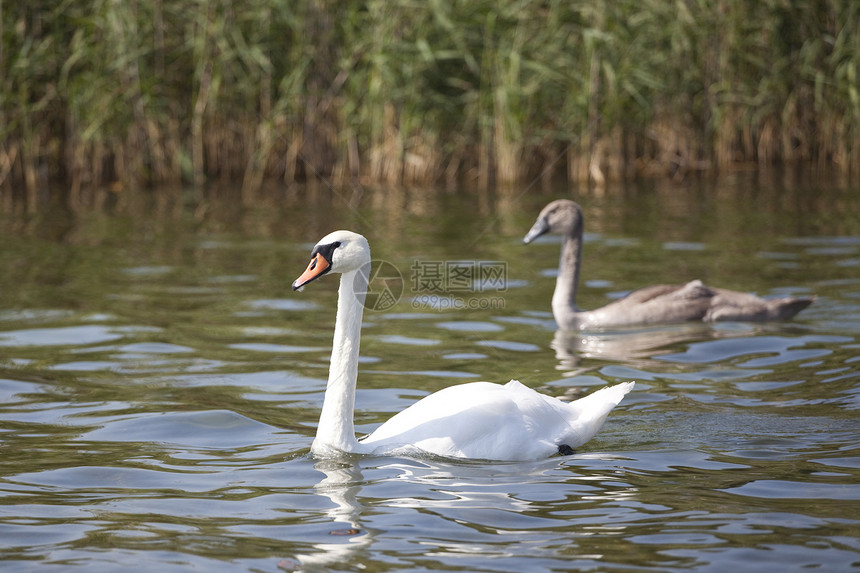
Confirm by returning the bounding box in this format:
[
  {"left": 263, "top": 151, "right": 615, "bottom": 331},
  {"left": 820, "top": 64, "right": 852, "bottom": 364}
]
[{"left": 1, "top": 173, "right": 859, "bottom": 572}]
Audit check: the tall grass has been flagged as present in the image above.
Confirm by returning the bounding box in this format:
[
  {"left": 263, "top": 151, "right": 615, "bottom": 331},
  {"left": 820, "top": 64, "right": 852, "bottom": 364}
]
[{"left": 2, "top": 0, "right": 858, "bottom": 208}]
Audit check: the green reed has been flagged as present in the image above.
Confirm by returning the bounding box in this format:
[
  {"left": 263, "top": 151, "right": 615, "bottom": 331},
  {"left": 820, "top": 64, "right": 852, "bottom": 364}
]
[{"left": 2, "top": 0, "right": 858, "bottom": 207}]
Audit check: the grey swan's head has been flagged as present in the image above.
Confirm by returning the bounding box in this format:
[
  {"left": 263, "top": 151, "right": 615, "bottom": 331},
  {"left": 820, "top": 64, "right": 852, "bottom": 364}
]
[{"left": 523, "top": 199, "right": 583, "bottom": 244}]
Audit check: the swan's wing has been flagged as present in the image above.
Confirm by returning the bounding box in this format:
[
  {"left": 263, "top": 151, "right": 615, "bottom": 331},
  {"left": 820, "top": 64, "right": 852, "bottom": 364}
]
[
  {"left": 592, "top": 280, "right": 812, "bottom": 324},
  {"left": 586, "top": 280, "right": 715, "bottom": 326},
  {"left": 360, "top": 381, "right": 559, "bottom": 460},
  {"left": 360, "top": 381, "right": 633, "bottom": 461},
  {"left": 706, "top": 289, "right": 815, "bottom": 321}
]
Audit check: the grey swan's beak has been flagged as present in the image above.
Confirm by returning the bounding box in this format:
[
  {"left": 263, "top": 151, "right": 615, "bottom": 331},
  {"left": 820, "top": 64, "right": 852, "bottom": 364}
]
[{"left": 523, "top": 217, "right": 550, "bottom": 244}]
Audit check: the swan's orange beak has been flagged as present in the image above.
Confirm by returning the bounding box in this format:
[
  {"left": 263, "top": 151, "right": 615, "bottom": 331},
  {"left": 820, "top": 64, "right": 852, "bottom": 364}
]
[{"left": 292, "top": 253, "right": 330, "bottom": 291}]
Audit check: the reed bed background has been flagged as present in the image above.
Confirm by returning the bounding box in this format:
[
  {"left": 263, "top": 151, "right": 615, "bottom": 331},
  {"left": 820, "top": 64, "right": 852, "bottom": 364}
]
[{"left": 2, "top": 0, "right": 858, "bottom": 206}]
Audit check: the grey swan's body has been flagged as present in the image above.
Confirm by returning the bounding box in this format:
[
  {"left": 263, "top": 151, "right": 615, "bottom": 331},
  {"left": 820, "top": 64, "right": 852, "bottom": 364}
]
[{"left": 523, "top": 200, "right": 815, "bottom": 330}]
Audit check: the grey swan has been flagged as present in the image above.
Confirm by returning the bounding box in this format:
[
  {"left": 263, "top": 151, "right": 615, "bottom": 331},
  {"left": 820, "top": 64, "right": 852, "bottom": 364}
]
[{"left": 523, "top": 199, "right": 815, "bottom": 330}]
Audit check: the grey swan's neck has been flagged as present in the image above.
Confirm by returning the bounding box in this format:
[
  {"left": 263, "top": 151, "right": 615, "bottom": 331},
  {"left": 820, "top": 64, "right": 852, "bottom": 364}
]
[{"left": 552, "top": 226, "right": 583, "bottom": 328}]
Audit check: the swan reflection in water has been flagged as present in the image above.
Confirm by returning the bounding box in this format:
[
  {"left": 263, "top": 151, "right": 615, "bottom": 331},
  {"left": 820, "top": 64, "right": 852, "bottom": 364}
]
[
  {"left": 293, "top": 456, "right": 639, "bottom": 570},
  {"left": 291, "top": 459, "right": 372, "bottom": 571},
  {"left": 550, "top": 324, "right": 714, "bottom": 374},
  {"left": 549, "top": 319, "right": 808, "bottom": 376}
]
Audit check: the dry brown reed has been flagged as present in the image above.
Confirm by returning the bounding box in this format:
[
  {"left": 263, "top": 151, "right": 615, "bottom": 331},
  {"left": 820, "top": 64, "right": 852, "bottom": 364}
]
[{"left": 1, "top": 0, "right": 858, "bottom": 211}]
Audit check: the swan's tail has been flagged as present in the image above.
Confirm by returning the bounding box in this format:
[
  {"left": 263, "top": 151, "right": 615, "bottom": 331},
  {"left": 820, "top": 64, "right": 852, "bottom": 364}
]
[
  {"left": 767, "top": 296, "right": 815, "bottom": 320},
  {"left": 575, "top": 381, "right": 635, "bottom": 411},
  {"left": 562, "top": 381, "right": 635, "bottom": 447}
]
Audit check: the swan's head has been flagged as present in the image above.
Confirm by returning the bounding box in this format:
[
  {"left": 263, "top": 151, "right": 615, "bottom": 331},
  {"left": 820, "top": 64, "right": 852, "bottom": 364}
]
[
  {"left": 523, "top": 199, "right": 583, "bottom": 244},
  {"left": 292, "top": 230, "right": 371, "bottom": 290}
]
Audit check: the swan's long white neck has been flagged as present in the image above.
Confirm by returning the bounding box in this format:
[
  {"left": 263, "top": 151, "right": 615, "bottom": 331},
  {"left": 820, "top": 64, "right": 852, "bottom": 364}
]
[
  {"left": 312, "top": 267, "right": 367, "bottom": 455},
  {"left": 552, "top": 226, "right": 582, "bottom": 327}
]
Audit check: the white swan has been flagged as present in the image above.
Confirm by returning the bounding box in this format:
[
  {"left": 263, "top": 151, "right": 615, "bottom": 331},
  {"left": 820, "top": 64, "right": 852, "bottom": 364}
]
[
  {"left": 524, "top": 199, "right": 815, "bottom": 330},
  {"left": 292, "top": 230, "right": 634, "bottom": 461}
]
